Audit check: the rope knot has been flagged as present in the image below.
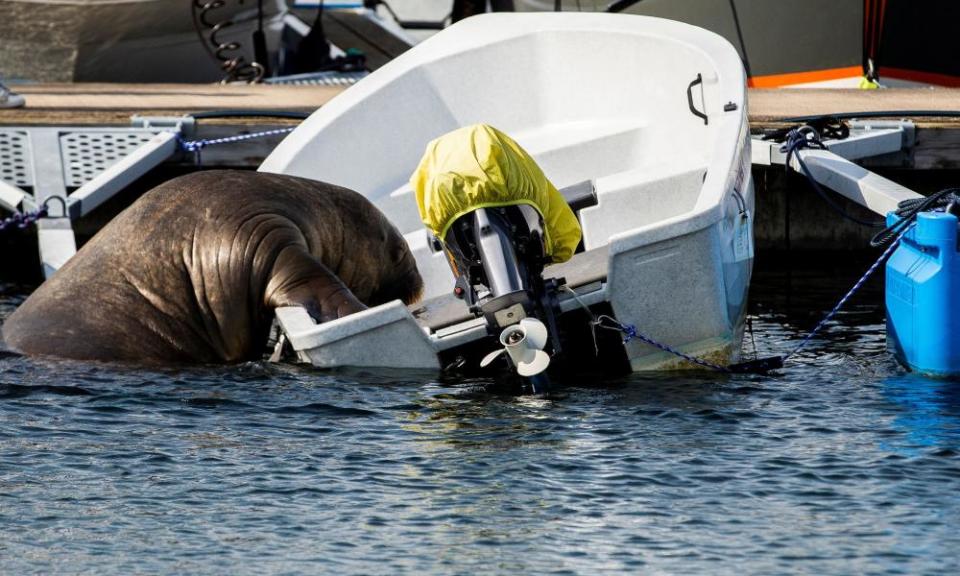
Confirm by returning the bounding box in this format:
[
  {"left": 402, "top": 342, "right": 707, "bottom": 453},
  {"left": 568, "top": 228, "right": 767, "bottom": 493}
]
[
  {"left": 779, "top": 125, "right": 827, "bottom": 157},
  {"left": 178, "top": 137, "right": 208, "bottom": 153},
  {"left": 0, "top": 202, "right": 53, "bottom": 233}
]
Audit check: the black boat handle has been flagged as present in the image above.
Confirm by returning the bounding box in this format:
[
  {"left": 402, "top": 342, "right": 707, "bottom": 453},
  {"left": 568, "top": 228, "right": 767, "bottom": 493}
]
[{"left": 687, "top": 73, "right": 708, "bottom": 125}]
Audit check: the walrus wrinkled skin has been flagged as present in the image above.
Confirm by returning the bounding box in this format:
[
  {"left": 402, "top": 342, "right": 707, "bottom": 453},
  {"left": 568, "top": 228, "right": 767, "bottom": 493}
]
[{"left": 1, "top": 171, "right": 423, "bottom": 364}]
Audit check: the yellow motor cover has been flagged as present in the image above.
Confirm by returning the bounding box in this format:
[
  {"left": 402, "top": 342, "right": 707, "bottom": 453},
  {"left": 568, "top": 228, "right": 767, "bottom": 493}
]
[{"left": 410, "top": 124, "right": 582, "bottom": 263}]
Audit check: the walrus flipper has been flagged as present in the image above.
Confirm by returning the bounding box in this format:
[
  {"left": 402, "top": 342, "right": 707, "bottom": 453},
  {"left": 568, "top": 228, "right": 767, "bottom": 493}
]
[{"left": 265, "top": 246, "right": 367, "bottom": 323}]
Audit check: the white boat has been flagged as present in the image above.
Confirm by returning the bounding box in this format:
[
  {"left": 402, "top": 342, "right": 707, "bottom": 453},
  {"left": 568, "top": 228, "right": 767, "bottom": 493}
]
[
  {"left": 261, "top": 12, "right": 754, "bottom": 374},
  {"left": 0, "top": 0, "right": 286, "bottom": 83}
]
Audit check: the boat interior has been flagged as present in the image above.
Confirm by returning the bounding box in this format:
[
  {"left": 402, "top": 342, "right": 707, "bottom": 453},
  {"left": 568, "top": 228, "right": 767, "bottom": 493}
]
[
  {"left": 260, "top": 15, "right": 746, "bottom": 332},
  {"left": 378, "top": 122, "right": 713, "bottom": 330}
]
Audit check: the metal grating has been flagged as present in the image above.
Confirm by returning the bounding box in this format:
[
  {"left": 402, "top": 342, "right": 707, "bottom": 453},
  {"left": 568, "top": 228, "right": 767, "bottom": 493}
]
[
  {"left": 0, "top": 130, "right": 33, "bottom": 187},
  {"left": 266, "top": 70, "right": 368, "bottom": 86},
  {"left": 60, "top": 131, "right": 155, "bottom": 188}
]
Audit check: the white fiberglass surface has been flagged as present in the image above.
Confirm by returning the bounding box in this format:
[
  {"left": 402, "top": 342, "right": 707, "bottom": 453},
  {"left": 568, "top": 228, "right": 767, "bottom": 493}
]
[
  {"left": 390, "top": 130, "right": 711, "bottom": 302},
  {"left": 262, "top": 22, "right": 730, "bottom": 203},
  {"left": 376, "top": 117, "right": 709, "bottom": 246},
  {"left": 260, "top": 14, "right": 747, "bottom": 299},
  {"left": 377, "top": 118, "right": 661, "bottom": 234}
]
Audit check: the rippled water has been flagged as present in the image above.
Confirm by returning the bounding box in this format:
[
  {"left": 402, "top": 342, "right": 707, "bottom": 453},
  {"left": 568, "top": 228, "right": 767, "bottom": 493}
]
[{"left": 2, "top": 258, "right": 959, "bottom": 575}]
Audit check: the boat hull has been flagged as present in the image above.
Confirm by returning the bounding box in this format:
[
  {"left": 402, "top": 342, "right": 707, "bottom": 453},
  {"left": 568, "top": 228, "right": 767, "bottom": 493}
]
[
  {"left": 609, "top": 181, "right": 754, "bottom": 371},
  {"left": 512, "top": 0, "right": 960, "bottom": 88},
  {"left": 0, "top": 0, "right": 285, "bottom": 83},
  {"left": 263, "top": 13, "right": 755, "bottom": 373}
]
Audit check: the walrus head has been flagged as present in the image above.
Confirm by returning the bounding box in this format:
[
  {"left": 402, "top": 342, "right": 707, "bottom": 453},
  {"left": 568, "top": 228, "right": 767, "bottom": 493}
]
[
  {"left": 367, "top": 234, "right": 424, "bottom": 307},
  {"left": 364, "top": 213, "right": 424, "bottom": 307},
  {"left": 321, "top": 197, "right": 424, "bottom": 309}
]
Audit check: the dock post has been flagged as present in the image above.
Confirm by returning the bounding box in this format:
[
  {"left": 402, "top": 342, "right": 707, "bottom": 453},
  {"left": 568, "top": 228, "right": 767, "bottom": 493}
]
[
  {"left": 30, "top": 128, "right": 76, "bottom": 279},
  {"left": 36, "top": 218, "right": 77, "bottom": 279}
]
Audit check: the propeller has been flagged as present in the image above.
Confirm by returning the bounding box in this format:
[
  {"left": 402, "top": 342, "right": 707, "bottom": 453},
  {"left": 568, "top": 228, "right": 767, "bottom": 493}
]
[{"left": 480, "top": 317, "right": 551, "bottom": 377}]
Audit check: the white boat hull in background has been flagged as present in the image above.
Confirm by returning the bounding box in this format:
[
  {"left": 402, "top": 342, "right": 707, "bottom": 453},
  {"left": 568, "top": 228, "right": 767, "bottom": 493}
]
[{"left": 0, "top": 0, "right": 286, "bottom": 83}]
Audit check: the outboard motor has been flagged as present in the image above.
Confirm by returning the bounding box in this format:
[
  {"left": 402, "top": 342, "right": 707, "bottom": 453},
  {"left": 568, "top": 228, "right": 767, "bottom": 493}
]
[
  {"left": 441, "top": 205, "right": 563, "bottom": 388},
  {"left": 411, "top": 124, "right": 584, "bottom": 392}
]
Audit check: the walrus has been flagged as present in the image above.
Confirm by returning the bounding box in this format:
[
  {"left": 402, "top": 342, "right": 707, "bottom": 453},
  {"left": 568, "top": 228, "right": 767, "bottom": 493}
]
[{"left": 1, "top": 171, "right": 423, "bottom": 364}]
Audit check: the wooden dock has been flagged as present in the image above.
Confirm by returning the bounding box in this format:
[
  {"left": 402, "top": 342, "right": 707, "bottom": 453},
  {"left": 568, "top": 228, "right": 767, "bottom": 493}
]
[
  {"left": 0, "top": 83, "right": 340, "bottom": 126},
  {"left": 6, "top": 85, "right": 960, "bottom": 124},
  {"left": 2, "top": 84, "right": 958, "bottom": 168},
  {"left": 748, "top": 88, "right": 960, "bottom": 122},
  {"left": 750, "top": 88, "right": 960, "bottom": 170}
]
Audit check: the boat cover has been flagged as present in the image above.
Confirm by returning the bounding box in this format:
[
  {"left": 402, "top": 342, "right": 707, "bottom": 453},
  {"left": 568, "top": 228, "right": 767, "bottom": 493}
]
[{"left": 410, "top": 124, "right": 581, "bottom": 263}]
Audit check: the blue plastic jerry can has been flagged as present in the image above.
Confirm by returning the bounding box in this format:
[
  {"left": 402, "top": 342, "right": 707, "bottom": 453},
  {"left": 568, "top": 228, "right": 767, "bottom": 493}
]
[{"left": 886, "top": 211, "right": 960, "bottom": 377}]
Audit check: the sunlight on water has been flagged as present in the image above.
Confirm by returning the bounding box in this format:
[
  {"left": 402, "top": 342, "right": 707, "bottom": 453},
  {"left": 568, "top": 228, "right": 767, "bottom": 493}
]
[{"left": 2, "top": 260, "right": 959, "bottom": 574}]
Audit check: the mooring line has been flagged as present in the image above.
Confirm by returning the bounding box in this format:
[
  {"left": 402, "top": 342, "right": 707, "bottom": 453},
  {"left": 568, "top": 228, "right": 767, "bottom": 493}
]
[
  {"left": 0, "top": 197, "right": 67, "bottom": 233},
  {"left": 178, "top": 127, "right": 297, "bottom": 165},
  {"left": 783, "top": 225, "right": 912, "bottom": 362},
  {"left": 561, "top": 228, "right": 906, "bottom": 376},
  {"left": 560, "top": 286, "right": 732, "bottom": 373}
]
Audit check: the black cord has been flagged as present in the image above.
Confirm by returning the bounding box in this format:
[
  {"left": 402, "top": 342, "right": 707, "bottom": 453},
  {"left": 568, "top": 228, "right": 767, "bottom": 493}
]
[
  {"left": 778, "top": 125, "right": 883, "bottom": 228},
  {"left": 779, "top": 110, "right": 960, "bottom": 124},
  {"left": 190, "top": 110, "right": 310, "bottom": 120},
  {"left": 253, "top": 0, "right": 269, "bottom": 76},
  {"left": 870, "top": 187, "right": 960, "bottom": 247},
  {"left": 761, "top": 116, "right": 848, "bottom": 143},
  {"left": 607, "top": 0, "right": 644, "bottom": 12}
]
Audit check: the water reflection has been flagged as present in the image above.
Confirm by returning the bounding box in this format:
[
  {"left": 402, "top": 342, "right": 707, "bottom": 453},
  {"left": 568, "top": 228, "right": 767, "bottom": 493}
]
[
  {"left": 881, "top": 374, "right": 960, "bottom": 455},
  {"left": 4, "top": 261, "right": 960, "bottom": 574}
]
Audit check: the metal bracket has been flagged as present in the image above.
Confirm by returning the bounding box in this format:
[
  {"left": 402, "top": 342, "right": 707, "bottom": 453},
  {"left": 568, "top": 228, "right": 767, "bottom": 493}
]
[
  {"left": 751, "top": 120, "right": 922, "bottom": 217},
  {"left": 130, "top": 115, "right": 195, "bottom": 137},
  {"left": 848, "top": 119, "right": 916, "bottom": 149},
  {"left": 68, "top": 131, "right": 179, "bottom": 219},
  {"left": 36, "top": 218, "right": 77, "bottom": 279},
  {"left": 789, "top": 150, "right": 922, "bottom": 216},
  {"left": 751, "top": 120, "right": 915, "bottom": 167}
]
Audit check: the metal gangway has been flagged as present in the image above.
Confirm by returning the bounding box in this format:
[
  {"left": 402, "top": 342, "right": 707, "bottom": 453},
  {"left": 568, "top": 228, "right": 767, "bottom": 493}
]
[{"left": 0, "top": 118, "right": 187, "bottom": 278}]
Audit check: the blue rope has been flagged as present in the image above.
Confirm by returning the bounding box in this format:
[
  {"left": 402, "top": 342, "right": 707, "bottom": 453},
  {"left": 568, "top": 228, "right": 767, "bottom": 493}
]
[
  {"left": 179, "top": 127, "right": 296, "bottom": 165},
  {"left": 0, "top": 205, "right": 48, "bottom": 232},
  {"left": 783, "top": 225, "right": 911, "bottom": 361},
  {"left": 594, "top": 315, "right": 732, "bottom": 373},
  {"left": 562, "top": 286, "right": 734, "bottom": 373},
  {"left": 588, "top": 226, "right": 907, "bottom": 372}
]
